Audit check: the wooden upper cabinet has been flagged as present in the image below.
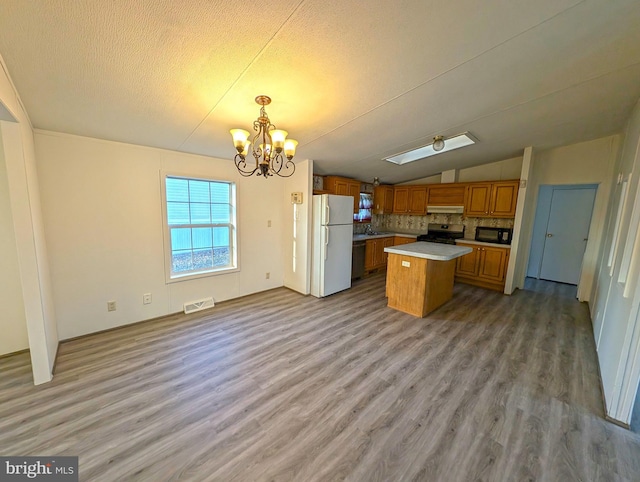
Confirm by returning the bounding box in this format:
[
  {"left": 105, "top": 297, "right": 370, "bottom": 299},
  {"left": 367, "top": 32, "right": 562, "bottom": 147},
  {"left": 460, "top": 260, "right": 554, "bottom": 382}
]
[
  {"left": 465, "top": 183, "right": 492, "bottom": 216},
  {"left": 347, "top": 181, "right": 360, "bottom": 213},
  {"left": 426, "top": 184, "right": 466, "bottom": 206},
  {"left": 408, "top": 187, "right": 427, "bottom": 215},
  {"left": 324, "top": 176, "right": 360, "bottom": 213},
  {"left": 490, "top": 181, "right": 519, "bottom": 217},
  {"left": 373, "top": 186, "right": 394, "bottom": 214},
  {"left": 393, "top": 186, "right": 427, "bottom": 214},
  {"left": 393, "top": 187, "right": 409, "bottom": 213},
  {"left": 465, "top": 180, "right": 519, "bottom": 218}
]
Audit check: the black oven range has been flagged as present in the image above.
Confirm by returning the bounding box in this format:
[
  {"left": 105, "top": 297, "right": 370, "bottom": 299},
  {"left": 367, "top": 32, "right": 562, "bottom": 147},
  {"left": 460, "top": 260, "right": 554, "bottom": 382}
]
[{"left": 416, "top": 224, "right": 465, "bottom": 245}]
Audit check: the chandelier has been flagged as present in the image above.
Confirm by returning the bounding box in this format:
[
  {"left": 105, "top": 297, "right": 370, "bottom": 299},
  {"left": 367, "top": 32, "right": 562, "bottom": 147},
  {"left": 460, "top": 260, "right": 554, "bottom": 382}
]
[{"left": 230, "top": 95, "right": 297, "bottom": 178}]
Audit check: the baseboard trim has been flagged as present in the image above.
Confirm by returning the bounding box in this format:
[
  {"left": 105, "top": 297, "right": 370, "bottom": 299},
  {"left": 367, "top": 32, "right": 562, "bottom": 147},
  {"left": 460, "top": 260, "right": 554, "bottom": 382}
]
[
  {"left": 51, "top": 342, "right": 60, "bottom": 375},
  {"left": 594, "top": 343, "right": 630, "bottom": 429},
  {"left": 0, "top": 347, "right": 29, "bottom": 359}
]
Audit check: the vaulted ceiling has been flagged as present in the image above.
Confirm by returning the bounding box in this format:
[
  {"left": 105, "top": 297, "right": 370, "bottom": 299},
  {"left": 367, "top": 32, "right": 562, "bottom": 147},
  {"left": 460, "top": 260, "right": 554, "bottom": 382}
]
[{"left": 0, "top": 0, "right": 639, "bottom": 183}]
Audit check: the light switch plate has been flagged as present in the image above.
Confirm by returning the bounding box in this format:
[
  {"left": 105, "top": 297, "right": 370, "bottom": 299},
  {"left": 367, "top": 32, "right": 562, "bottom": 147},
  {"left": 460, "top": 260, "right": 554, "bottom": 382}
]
[
  {"left": 401, "top": 260, "right": 410, "bottom": 268},
  {"left": 291, "top": 192, "right": 303, "bottom": 204}
]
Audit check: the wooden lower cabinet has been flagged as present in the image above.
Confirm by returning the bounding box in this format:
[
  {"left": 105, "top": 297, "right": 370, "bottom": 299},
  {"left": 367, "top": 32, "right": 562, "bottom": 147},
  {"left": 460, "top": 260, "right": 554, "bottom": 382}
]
[
  {"left": 393, "top": 236, "right": 416, "bottom": 246},
  {"left": 364, "top": 236, "right": 413, "bottom": 271},
  {"left": 365, "top": 237, "right": 394, "bottom": 271},
  {"left": 455, "top": 242, "right": 510, "bottom": 291}
]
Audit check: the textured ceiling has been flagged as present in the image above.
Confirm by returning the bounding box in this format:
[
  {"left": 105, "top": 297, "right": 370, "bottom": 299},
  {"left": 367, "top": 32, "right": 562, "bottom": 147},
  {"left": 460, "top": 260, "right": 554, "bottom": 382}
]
[{"left": 0, "top": 0, "right": 639, "bottom": 183}]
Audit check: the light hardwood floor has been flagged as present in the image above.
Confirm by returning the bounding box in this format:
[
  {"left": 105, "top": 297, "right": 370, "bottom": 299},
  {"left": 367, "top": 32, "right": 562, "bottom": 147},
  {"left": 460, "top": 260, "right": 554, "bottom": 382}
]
[{"left": 1, "top": 275, "right": 640, "bottom": 481}]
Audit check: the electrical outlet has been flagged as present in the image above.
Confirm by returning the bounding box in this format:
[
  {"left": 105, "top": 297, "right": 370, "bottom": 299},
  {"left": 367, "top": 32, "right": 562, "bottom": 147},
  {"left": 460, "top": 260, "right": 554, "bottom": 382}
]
[
  {"left": 143, "top": 293, "right": 152, "bottom": 305},
  {"left": 266, "top": 272, "right": 270, "bottom": 279},
  {"left": 107, "top": 300, "right": 116, "bottom": 312}
]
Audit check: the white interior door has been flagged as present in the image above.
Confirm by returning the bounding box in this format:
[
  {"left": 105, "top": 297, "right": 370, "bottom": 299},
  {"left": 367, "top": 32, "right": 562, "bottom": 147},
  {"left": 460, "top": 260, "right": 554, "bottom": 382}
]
[{"left": 539, "top": 187, "right": 597, "bottom": 284}]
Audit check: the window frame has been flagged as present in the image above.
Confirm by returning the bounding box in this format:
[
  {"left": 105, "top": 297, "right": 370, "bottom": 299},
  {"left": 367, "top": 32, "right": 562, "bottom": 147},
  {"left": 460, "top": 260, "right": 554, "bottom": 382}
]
[{"left": 161, "top": 171, "right": 239, "bottom": 283}]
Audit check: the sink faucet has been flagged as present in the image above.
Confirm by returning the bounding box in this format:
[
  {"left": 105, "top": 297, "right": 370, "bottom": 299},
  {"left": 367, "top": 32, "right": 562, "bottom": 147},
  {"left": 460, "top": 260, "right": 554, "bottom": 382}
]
[{"left": 365, "top": 224, "right": 373, "bottom": 235}]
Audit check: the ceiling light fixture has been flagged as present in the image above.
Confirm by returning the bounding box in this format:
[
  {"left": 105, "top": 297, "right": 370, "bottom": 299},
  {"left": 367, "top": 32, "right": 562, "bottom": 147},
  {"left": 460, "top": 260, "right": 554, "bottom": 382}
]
[
  {"left": 432, "top": 135, "right": 445, "bottom": 151},
  {"left": 384, "top": 132, "right": 476, "bottom": 165},
  {"left": 230, "top": 95, "right": 297, "bottom": 178}
]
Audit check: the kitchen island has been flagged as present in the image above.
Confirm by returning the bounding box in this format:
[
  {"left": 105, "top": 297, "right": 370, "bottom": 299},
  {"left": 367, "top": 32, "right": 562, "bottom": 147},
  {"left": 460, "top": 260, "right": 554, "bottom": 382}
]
[{"left": 384, "top": 242, "right": 472, "bottom": 317}]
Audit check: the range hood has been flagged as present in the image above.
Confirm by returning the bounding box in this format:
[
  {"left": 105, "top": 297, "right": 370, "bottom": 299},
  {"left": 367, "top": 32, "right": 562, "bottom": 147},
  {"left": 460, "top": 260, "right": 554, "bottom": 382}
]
[{"left": 427, "top": 205, "right": 464, "bottom": 214}]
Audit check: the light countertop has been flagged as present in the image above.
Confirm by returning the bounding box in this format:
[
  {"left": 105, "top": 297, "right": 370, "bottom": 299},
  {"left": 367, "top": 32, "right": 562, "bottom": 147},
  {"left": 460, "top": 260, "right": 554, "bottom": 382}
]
[
  {"left": 455, "top": 239, "right": 512, "bottom": 249},
  {"left": 384, "top": 242, "right": 472, "bottom": 261},
  {"left": 353, "top": 232, "right": 417, "bottom": 242}
]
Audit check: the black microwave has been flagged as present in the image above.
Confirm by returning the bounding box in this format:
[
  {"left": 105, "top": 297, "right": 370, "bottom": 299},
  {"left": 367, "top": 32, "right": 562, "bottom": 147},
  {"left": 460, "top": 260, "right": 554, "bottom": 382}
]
[{"left": 475, "top": 226, "right": 512, "bottom": 245}]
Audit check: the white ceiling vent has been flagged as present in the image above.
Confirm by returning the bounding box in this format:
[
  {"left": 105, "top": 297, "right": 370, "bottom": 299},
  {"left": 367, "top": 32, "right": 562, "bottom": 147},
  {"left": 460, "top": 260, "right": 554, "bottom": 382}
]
[{"left": 183, "top": 297, "right": 215, "bottom": 314}]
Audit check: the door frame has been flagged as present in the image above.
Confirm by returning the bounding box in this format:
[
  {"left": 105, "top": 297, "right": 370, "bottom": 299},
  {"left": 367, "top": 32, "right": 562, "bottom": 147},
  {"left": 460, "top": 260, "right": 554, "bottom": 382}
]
[{"left": 527, "top": 184, "right": 598, "bottom": 286}]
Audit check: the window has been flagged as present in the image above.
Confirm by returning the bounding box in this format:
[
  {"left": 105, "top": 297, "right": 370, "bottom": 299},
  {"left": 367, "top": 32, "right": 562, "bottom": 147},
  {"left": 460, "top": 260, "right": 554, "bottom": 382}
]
[{"left": 163, "top": 174, "right": 237, "bottom": 281}]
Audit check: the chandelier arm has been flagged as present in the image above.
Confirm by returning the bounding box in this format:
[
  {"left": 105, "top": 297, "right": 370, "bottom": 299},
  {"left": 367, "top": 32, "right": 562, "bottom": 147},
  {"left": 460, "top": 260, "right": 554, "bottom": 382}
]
[
  {"left": 234, "top": 154, "right": 258, "bottom": 177},
  {"left": 270, "top": 153, "right": 296, "bottom": 177}
]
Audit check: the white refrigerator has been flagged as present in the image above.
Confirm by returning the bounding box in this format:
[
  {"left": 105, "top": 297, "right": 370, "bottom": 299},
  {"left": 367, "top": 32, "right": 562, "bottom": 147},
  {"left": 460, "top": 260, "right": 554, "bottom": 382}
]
[{"left": 311, "top": 194, "right": 354, "bottom": 297}]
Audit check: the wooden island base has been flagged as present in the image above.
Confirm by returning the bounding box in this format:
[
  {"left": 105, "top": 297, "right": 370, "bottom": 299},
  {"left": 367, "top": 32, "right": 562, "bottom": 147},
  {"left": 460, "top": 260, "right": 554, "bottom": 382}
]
[{"left": 386, "top": 253, "right": 456, "bottom": 317}]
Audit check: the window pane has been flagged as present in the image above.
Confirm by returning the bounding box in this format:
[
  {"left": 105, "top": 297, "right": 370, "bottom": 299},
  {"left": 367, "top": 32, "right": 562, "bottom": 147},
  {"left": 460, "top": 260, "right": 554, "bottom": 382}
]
[
  {"left": 213, "top": 227, "right": 229, "bottom": 247},
  {"left": 165, "top": 176, "right": 235, "bottom": 278},
  {"left": 172, "top": 250, "right": 193, "bottom": 273},
  {"left": 190, "top": 203, "right": 211, "bottom": 224},
  {"left": 167, "top": 202, "right": 190, "bottom": 225},
  {"left": 189, "top": 180, "right": 210, "bottom": 203},
  {"left": 192, "top": 228, "right": 213, "bottom": 249},
  {"left": 166, "top": 178, "right": 189, "bottom": 202},
  {"left": 210, "top": 183, "right": 230, "bottom": 203},
  {"left": 171, "top": 228, "right": 192, "bottom": 250},
  {"left": 211, "top": 204, "right": 230, "bottom": 224},
  {"left": 193, "top": 248, "right": 214, "bottom": 270},
  {"left": 213, "top": 247, "right": 230, "bottom": 267}
]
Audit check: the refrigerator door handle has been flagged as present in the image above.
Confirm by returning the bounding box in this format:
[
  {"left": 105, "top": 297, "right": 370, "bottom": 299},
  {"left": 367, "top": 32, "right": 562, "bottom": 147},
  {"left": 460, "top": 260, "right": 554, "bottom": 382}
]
[
  {"left": 324, "top": 226, "right": 329, "bottom": 260},
  {"left": 325, "top": 204, "right": 330, "bottom": 225}
]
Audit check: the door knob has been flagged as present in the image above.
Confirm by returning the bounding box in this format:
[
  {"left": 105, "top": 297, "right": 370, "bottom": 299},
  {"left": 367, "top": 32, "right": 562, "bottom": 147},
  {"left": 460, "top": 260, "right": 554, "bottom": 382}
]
[{"left": 546, "top": 233, "right": 553, "bottom": 237}]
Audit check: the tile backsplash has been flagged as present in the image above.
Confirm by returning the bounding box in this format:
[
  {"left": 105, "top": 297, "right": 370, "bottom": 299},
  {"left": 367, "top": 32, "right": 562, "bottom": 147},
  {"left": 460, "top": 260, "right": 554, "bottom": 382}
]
[{"left": 372, "top": 214, "right": 514, "bottom": 239}]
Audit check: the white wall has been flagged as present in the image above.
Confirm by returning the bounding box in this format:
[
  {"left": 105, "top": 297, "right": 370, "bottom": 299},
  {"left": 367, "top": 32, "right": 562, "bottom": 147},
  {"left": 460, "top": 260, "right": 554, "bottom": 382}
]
[
  {"left": 0, "top": 53, "right": 58, "bottom": 384},
  {"left": 398, "top": 174, "right": 441, "bottom": 185},
  {"left": 398, "top": 156, "right": 523, "bottom": 185},
  {"left": 518, "top": 136, "right": 618, "bottom": 301},
  {"left": 35, "top": 130, "right": 286, "bottom": 340},
  {"left": 457, "top": 156, "right": 523, "bottom": 182},
  {"left": 0, "top": 128, "right": 28, "bottom": 355},
  {"left": 590, "top": 99, "right": 640, "bottom": 423},
  {"left": 504, "top": 147, "right": 533, "bottom": 294},
  {"left": 283, "top": 159, "right": 312, "bottom": 295}
]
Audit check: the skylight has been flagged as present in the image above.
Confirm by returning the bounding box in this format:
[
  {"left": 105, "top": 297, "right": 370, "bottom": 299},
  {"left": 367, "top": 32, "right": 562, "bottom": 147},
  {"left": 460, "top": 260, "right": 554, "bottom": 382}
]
[{"left": 384, "top": 133, "right": 476, "bottom": 165}]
